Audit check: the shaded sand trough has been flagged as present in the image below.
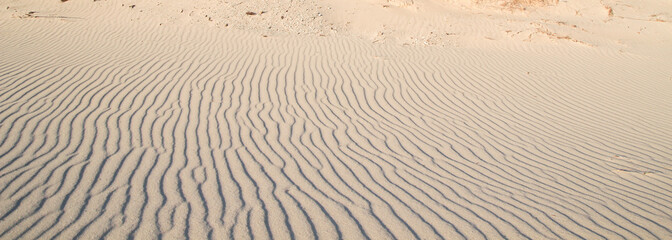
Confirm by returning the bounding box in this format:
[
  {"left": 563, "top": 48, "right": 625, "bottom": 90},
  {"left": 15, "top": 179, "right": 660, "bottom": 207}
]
[{"left": 1, "top": 0, "right": 672, "bottom": 239}]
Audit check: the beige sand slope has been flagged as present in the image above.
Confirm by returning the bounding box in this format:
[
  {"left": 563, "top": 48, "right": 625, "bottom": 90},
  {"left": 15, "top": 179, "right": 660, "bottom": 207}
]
[{"left": 1, "top": 0, "right": 672, "bottom": 239}]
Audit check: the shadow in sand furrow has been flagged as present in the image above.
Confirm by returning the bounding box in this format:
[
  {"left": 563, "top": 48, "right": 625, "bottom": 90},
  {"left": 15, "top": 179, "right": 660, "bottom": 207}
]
[
  {"left": 0, "top": 64, "right": 87, "bottom": 154},
  {"left": 284, "top": 188, "right": 319, "bottom": 240},
  {"left": 343, "top": 145, "right": 453, "bottom": 239},
  {"left": 493, "top": 54, "right": 672, "bottom": 148},
  {"left": 414, "top": 64, "right": 668, "bottom": 211},
  {"left": 430, "top": 143, "right": 647, "bottom": 238},
  {"left": 2, "top": 17, "right": 672, "bottom": 239},
  {"left": 282, "top": 119, "right": 390, "bottom": 238},
  {"left": 237, "top": 55, "right": 332, "bottom": 239},
  {"left": 50, "top": 57, "right": 185, "bottom": 236},
  {"left": 0, "top": 62, "right": 124, "bottom": 192},
  {"left": 4, "top": 31, "right": 189, "bottom": 238},
  {"left": 147, "top": 51, "right": 226, "bottom": 238}
]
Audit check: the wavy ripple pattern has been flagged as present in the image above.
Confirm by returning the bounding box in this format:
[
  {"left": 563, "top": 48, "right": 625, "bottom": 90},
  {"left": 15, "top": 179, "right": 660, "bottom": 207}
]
[{"left": 1, "top": 19, "right": 672, "bottom": 240}]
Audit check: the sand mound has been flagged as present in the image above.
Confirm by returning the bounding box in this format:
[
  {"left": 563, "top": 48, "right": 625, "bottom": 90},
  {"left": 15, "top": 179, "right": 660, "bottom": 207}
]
[{"left": 474, "top": 0, "right": 558, "bottom": 8}]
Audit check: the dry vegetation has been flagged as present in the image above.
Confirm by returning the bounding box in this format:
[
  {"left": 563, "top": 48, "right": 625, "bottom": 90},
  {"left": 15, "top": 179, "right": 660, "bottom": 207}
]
[{"left": 474, "top": 0, "right": 558, "bottom": 9}]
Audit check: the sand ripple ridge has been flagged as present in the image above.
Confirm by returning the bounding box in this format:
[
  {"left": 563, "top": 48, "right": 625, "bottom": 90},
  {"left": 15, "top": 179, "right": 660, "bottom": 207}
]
[{"left": 1, "top": 18, "right": 672, "bottom": 239}]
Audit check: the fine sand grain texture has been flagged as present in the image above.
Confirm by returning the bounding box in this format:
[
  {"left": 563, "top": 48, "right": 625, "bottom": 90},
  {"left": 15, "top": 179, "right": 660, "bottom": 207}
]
[{"left": 1, "top": 0, "right": 672, "bottom": 239}]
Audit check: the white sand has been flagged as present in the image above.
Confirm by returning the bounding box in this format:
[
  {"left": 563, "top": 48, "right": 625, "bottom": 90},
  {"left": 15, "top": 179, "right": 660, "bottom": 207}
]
[{"left": 1, "top": 0, "right": 671, "bottom": 239}]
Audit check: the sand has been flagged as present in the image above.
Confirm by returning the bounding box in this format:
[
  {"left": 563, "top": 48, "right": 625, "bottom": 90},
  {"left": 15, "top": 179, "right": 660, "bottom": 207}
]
[{"left": 1, "top": 0, "right": 671, "bottom": 239}]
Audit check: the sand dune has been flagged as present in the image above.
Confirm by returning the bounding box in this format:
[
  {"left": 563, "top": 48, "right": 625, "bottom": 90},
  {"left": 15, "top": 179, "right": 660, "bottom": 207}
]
[{"left": 1, "top": 0, "right": 672, "bottom": 239}]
